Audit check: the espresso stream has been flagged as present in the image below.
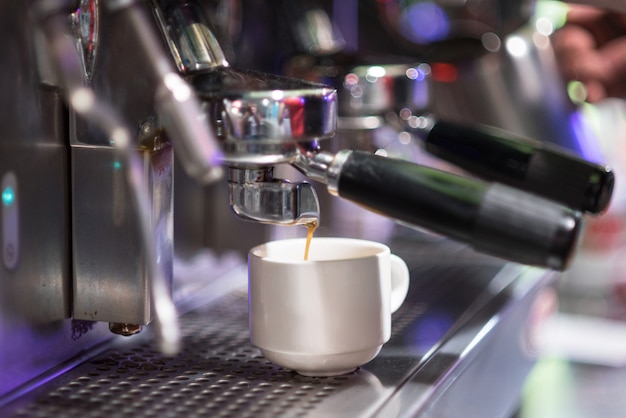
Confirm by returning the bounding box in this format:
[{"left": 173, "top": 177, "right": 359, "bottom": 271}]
[{"left": 304, "top": 221, "right": 318, "bottom": 261}]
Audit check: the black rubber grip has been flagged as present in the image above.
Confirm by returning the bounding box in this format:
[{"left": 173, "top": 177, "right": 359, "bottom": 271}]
[
  {"left": 336, "top": 151, "right": 582, "bottom": 270},
  {"left": 423, "top": 120, "right": 613, "bottom": 215}
]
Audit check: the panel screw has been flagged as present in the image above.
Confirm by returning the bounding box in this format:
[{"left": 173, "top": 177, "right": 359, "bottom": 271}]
[{"left": 109, "top": 323, "right": 143, "bottom": 336}]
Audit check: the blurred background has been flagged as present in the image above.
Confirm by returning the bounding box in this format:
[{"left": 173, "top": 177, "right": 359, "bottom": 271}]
[{"left": 519, "top": 3, "right": 626, "bottom": 417}]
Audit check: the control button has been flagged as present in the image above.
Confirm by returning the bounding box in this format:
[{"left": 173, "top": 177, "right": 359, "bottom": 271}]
[
  {"left": 2, "top": 172, "right": 19, "bottom": 270},
  {"left": 2, "top": 186, "right": 15, "bottom": 206}
]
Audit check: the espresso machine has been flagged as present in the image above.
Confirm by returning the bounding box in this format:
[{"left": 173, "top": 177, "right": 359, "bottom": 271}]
[{"left": 0, "top": 0, "right": 617, "bottom": 417}]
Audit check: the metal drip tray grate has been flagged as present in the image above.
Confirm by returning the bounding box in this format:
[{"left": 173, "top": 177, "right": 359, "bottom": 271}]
[
  {"left": 7, "top": 290, "right": 406, "bottom": 418},
  {"left": 3, "top": 260, "right": 544, "bottom": 418}
]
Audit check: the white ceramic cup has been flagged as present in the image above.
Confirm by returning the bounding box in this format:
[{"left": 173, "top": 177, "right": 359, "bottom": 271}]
[{"left": 248, "top": 237, "right": 410, "bottom": 376}]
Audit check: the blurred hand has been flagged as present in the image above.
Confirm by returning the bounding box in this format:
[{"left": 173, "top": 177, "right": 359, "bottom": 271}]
[{"left": 552, "top": 5, "right": 626, "bottom": 102}]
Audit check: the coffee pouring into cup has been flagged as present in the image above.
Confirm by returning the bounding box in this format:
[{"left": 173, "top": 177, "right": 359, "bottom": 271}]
[{"left": 248, "top": 237, "right": 410, "bottom": 376}]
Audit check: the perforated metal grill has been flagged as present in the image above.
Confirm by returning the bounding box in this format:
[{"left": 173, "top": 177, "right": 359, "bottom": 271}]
[
  {"left": 4, "top": 259, "right": 514, "bottom": 418},
  {"left": 7, "top": 287, "right": 422, "bottom": 418}
]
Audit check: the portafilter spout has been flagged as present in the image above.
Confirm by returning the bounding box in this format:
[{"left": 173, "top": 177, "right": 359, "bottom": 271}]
[
  {"left": 229, "top": 167, "right": 320, "bottom": 227},
  {"left": 188, "top": 67, "right": 337, "bottom": 226}
]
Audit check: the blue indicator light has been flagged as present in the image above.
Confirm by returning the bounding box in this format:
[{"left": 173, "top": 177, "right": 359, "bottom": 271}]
[
  {"left": 113, "top": 161, "right": 122, "bottom": 170},
  {"left": 2, "top": 186, "right": 15, "bottom": 206}
]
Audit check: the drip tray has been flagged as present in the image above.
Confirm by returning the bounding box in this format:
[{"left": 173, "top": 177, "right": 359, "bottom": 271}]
[{"left": 2, "top": 256, "right": 554, "bottom": 418}]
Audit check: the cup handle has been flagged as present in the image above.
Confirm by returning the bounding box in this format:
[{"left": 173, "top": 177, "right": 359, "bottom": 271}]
[{"left": 390, "top": 254, "right": 410, "bottom": 313}]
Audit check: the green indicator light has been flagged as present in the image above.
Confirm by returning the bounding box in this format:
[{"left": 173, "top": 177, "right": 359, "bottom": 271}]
[
  {"left": 113, "top": 161, "right": 122, "bottom": 170},
  {"left": 2, "top": 186, "right": 15, "bottom": 206}
]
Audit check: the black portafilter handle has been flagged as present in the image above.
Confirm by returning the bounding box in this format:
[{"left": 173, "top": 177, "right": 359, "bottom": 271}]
[
  {"left": 412, "top": 120, "right": 614, "bottom": 215},
  {"left": 332, "top": 150, "right": 582, "bottom": 271}
]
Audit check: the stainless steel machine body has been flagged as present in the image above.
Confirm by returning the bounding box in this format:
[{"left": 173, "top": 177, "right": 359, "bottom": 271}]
[
  {"left": 0, "top": 0, "right": 616, "bottom": 416},
  {"left": 0, "top": 0, "right": 111, "bottom": 399}
]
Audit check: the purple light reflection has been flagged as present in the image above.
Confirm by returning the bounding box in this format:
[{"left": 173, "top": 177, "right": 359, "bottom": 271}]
[
  {"left": 400, "top": 2, "right": 450, "bottom": 45},
  {"left": 569, "top": 109, "right": 605, "bottom": 164},
  {"left": 406, "top": 310, "right": 455, "bottom": 352}
]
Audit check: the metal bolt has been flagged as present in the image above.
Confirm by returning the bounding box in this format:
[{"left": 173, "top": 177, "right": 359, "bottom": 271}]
[{"left": 109, "top": 322, "right": 143, "bottom": 336}]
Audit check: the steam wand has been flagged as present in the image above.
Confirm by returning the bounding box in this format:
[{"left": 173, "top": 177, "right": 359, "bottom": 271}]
[{"left": 36, "top": 0, "right": 183, "bottom": 355}]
